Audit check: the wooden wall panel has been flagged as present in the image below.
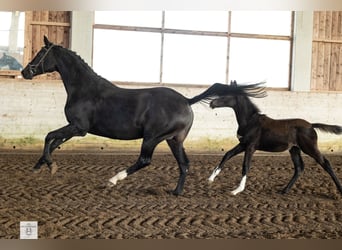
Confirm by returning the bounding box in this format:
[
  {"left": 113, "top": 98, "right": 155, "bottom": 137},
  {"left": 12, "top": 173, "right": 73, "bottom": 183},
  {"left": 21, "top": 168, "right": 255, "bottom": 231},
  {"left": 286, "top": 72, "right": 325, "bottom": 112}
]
[
  {"left": 23, "top": 11, "right": 71, "bottom": 80},
  {"left": 311, "top": 11, "right": 342, "bottom": 91}
]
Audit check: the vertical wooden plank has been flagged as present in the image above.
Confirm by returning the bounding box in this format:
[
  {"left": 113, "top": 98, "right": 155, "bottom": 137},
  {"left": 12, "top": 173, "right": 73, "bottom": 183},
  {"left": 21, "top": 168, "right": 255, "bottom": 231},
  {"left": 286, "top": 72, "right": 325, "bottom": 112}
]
[
  {"left": 40, "top": 11, "right": 49, "bottom": 41},
  {"left": 318, "top": 11, "right": 326, "bottom": 39},
  {"left": 323, "top": 43, "right": 332, "bottom": 90},
  {"left": 311, "top": 11, "right": 342, "bottom": 91},
  {"left": 317, "top": 42, "right": 326, "bottom": 90},
  {"left": 48, "top": 11, "right": 57, "bottom": 43},
  {"left": 311, "top": 42, "right": 318, "bottom": 90},
  {"left": 337, "top": 44, "right": 342, "bottom": 90},
  {"left": 324, "top": 11, "right": 332, "bottom": 40},
  {"left": 56, "top": 11, "right": 65, "bottom": 22},
  {"left": 64, "top": 12, "right": 71, "bottom": 48},
  {"left": 331, "top": 11, "right": 339, "bottom": 40},
  {"left": 312, "top": 12, "right": 320, "bottom": 40},
  {"left": 329, "top": 43, "right": 338, "bottom": 91},
  {"left": 23, "top": 11, "right": 33, "bottom": 66},
  {"left": 338, "top": 12, "right": 342, "bottom": 40}
]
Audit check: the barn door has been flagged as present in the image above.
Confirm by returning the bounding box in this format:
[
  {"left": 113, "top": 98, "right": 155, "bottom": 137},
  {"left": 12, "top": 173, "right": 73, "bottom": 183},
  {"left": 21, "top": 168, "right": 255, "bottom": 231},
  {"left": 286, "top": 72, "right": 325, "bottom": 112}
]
[
  {"left": 311, "top": 11, "right": 342, "bottom": 91},
  {"left": 23, "top": 11, "right": 71, "bottom": 80}
]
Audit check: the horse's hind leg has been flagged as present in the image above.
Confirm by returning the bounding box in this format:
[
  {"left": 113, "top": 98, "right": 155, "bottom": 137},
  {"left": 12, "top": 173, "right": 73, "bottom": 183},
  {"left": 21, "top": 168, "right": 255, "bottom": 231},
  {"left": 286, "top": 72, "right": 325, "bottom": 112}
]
[
  {"left": 282, "top": 146, "right": 305, "bottom": 194},
  {"left": 299, "top": 136, "right": 342, "bottom": 195},
  {"left": 167, "top": 138, "right": 190, "bottom": 196}
]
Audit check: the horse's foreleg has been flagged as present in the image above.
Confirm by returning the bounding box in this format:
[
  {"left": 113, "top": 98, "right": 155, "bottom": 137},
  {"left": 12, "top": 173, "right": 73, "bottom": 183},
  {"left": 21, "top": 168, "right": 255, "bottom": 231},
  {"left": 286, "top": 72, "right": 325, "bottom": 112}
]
[
  {"left": 33, "top": 137, "right": 72, "bottom": 173},
  {"left": 34, "top": 124, "right": 87, "bottom": 174},
  {"left": 231, "top": 145, "right": 255, "bottom": 195},
  {"left": 108, "top": 156, "right": 151, "bottom": 187},
  {"left": 108, "top": 139, "right": 157, "bottom": 187},
  {"left": 208, "top": 144, "right": 244, "bottom": 183}
]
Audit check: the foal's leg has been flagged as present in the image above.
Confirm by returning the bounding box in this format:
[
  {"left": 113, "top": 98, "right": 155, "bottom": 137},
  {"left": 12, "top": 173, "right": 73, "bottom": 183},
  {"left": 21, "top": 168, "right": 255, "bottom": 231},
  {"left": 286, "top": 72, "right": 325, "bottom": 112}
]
[
  {"left": 167, "top": 138, "right": 190, "bottom": 196},
  {"left": 298, "top": 130, "right": 342, "bottom": 195},
  {"left": 302, "top": 145, "right": 342, "bottom": 195},
  {"left": 231, "top": 145, "right": 255, "bottom": 195},
  {"left": 34, "top": 124, "right": 87, "bottom": 173},
  {"left": 282, "top": 146, "right": 305, "bottom": 194},
  {"left": 208, "top": 144, "right": 244, "bottom": 182},
  {"left": 108, "top": 138, "right": 158, "bottom": 187}
]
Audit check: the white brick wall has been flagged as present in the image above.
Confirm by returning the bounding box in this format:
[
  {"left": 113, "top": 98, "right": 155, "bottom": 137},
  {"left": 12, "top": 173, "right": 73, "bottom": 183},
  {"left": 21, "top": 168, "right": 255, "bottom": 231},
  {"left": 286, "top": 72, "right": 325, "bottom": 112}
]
[{"left": 1, "top": 79, "right": 342, "bottom": 153}]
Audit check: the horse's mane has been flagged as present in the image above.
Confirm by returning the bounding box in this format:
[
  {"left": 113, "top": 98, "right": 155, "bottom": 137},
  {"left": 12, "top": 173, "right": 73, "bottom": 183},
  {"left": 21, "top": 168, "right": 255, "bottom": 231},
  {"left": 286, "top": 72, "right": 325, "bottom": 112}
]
[{"left": 55, "top": 45, "right": 109, "bottom": 82}]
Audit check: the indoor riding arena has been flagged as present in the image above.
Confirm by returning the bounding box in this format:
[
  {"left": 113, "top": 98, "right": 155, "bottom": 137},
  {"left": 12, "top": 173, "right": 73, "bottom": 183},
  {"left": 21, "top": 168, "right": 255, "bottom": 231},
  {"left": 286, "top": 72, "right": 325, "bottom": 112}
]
[{"left": 1, "top": 11, "right": 342, "bottom": 239}]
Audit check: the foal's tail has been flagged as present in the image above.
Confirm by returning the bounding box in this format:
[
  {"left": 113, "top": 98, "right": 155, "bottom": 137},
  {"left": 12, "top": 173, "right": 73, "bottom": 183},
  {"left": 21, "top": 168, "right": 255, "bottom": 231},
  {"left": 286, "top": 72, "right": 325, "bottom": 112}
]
[
  {"left": 187, "top": 82, "right": 267, "bottom": 105},
  {"left": 312, "top": 123, "right": 342, "bottom": 135}
]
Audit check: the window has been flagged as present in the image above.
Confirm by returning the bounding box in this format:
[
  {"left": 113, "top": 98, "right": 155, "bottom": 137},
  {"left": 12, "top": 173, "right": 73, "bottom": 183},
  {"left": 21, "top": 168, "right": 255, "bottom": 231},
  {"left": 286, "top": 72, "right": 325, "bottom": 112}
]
[
  {"left": 93, "top": 30, "right": 161, "bottom": 82},
  {"left": 163, "top": 34, "right": 227, "bottom": 84},
  {"left": 93, "top": 11, "right": 293, "bottom": 88},
  {"left": 0, "top": 11, "right": 25, "bottom": 71}
]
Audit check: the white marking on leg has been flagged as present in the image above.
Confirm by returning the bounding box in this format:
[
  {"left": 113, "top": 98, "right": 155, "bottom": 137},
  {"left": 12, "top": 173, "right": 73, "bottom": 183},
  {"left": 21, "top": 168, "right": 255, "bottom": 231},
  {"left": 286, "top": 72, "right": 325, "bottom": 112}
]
[
  {"left": 208, "top": 167, "right": 221, "bottom": 182},
  {"left": 231, "top": 175, "right": 247, "bottom": 195},
  {"left": 108, "top": 170, "right": 127, "bottom": 186}
]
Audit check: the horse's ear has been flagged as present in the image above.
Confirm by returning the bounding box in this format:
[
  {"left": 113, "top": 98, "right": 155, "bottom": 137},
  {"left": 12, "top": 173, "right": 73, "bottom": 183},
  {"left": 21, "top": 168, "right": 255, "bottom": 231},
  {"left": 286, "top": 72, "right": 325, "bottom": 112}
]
[
  {"left": 230, "top": 80, "right": 238, "bottom": 86},
  {"left": 43, "top": 35, "right": 52, "bottom": 47}
]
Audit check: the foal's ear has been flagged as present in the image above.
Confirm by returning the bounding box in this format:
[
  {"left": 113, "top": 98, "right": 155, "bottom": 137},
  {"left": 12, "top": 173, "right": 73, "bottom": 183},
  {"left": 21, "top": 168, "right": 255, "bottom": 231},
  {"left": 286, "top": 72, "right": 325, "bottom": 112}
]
[
  {"left": 230, "top": 80, "right": 238, "bottom": 86},
  {"left": 43, "top": 35, "right": 53, "bottom": 47}
]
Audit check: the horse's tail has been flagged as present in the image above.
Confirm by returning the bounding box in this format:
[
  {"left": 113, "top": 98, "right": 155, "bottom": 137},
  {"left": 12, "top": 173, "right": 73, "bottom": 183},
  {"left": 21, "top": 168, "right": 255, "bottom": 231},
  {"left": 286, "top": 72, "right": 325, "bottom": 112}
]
[
  {"left": 187, "top": 82, "right": 267, "bottom": 105},
  {"left": 312, "top": 123, "right": 342, "bottom": 135}
]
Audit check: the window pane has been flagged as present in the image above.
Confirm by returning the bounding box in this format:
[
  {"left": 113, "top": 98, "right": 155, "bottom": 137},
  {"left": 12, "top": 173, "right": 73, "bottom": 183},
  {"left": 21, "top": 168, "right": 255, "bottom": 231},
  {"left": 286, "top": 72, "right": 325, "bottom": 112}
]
[
  {"left": 94, "top": 11, "right": 162, "bottom": 28},
  {"left": 231, "top": 11, "right": 292, "bottom": 36},
  {"left": 93, "top": 30, "right": 161, "bottom": 82},
  {"left": 164, "top": 11, "right": 228, "bottom": 32},
  {"left": 163, "top": 34, "right": 227, "bottom": 84},
  {"left": 0, "top": 11, "right": 25, "bottom": 71},
  {"left": 229, "top": 38, "right": 290, "bottom": 88}
]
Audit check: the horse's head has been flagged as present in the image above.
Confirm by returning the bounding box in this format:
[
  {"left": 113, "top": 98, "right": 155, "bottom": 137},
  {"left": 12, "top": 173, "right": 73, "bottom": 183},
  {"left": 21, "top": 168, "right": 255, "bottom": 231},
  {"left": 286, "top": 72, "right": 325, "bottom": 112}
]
[
  {"left": 21, "top": 36, "right": 57, "bottom": 79},
  {"left": 0, "top": 53, "right": 10, "bottom": 68},
  {"left": 0, "top": 53, "right": 23, "bottom": 70}
]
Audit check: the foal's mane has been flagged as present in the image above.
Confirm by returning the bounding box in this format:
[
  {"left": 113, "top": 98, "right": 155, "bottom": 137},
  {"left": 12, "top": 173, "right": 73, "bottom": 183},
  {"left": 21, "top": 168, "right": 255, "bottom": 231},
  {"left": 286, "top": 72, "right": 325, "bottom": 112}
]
[
  {"left": 198, "top": 82, "right": 267, "bottom": 105},
  {"left": 237, "top": 91, "right": 262, "bottom": 114}
]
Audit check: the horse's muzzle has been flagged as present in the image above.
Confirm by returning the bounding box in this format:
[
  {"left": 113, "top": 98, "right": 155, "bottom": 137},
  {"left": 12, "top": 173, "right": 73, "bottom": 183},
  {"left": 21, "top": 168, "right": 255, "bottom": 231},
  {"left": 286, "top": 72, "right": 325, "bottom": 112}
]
[{"left": 21, "top": 68, "right": 33, "bottom": 79}]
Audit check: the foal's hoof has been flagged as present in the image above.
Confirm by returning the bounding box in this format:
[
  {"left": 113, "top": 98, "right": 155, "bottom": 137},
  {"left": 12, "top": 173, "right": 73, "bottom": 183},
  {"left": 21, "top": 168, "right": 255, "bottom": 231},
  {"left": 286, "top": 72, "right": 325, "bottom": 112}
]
[
  {"left": 49, "top": 162, "right": 58, "bottom": 175},
  {"left": 279, "top": 189, "right": 289, "bottom": 195},
  {"left": 32, "top": 167, "right": 42, "bottom": 174},
  {"left": 170, "top": 189, "right": 182, "bottom": 196}
]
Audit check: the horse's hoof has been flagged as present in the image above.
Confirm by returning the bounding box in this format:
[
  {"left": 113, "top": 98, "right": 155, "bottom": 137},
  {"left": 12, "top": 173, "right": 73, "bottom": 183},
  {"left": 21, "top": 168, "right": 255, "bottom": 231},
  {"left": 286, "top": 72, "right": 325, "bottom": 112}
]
[
  {"left": 49, "top": 162, "right": 58, "bottom": 175},
  {"left": 171, "top": 189, "right": 181, "bottom": 196},
  {"left": 107, "top": 181, "right": 115, "bottom": 188},
  {"left": 96, "top": 183, "right": 108, "bottom": 190},
  {"left": 32, "top": 167, "right": 42, "bottom": 174}
]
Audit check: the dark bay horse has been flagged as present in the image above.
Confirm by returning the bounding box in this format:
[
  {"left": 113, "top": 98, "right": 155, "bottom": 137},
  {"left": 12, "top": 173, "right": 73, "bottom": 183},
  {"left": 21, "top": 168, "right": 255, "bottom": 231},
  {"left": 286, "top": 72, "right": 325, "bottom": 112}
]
[
  {"left": 208, "top": 81, "right": 342, "bottom": 196},
  {"left": 21, "top": 36, "right": 264, "bottom": 195}
]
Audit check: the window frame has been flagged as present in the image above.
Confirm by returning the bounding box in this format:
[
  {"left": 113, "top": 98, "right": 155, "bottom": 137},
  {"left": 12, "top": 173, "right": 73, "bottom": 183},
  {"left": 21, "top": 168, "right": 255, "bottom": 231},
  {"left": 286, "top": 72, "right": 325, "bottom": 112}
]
[{"left": 92, "top": 11, "right": 294, "bottom": 89}]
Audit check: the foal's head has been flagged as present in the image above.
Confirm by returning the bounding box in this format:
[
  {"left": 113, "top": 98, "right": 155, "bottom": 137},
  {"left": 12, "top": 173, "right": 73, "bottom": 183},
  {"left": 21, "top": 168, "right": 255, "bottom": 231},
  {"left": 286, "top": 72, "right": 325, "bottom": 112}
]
[
  {"left": 210, "top": 81, "right": 266, "bottom": 113},
  {"left": 210, "top": 95, "right": 237, "bottom": 109},
  {"left": 21, "top": 36, "right": 57, "bottom": 79}
]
